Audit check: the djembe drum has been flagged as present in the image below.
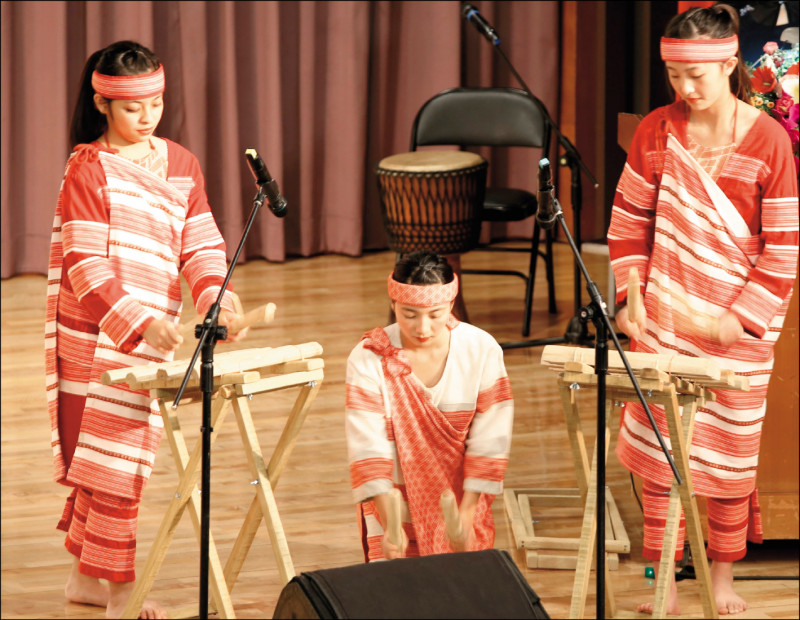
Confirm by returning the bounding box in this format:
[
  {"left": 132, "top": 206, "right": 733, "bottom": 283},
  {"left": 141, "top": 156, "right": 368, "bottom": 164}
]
[{"left": 376, "top": 151, "right": 487, "bottom": 255}]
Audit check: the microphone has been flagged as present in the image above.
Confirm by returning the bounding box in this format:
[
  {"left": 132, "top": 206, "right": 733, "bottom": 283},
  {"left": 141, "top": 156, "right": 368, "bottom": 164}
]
[
  {"left": 244, "top": 148, "right": 287, "bottom": 218},
  {"left": 461, "top": 3, "right": 500, "bottom": 45},
  {"left": 536, "top": 158, "right": 558, "bottom": 231}
]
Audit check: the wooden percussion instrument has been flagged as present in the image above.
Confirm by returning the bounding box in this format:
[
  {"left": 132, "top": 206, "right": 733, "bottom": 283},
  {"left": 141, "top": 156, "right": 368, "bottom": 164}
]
[
  {"left": 540, "top": 343, "right": 749, "bottom": 391},
  {"left": 180, "top": 292, "right": 276, "bottom": 336},
  {"left": 376, "top": 150, "right": 487, "bottom": 255},
  {"left": 103, "top": 344, "right": 324, "bottom": 619},
  {"left": 533, "top": 345, "right": 748, "bottom": 619}
]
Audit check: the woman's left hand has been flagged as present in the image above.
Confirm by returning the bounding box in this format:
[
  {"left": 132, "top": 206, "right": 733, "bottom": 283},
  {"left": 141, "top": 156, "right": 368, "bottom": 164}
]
[
  {"left": 716, "top": 311, "right": 744, "bottom": 347},
  {"left": 448, "top": 490, "right": 479, "bottom": 552},
  {"left": 449, "top": 514, "right": 477, "bottom": 552}
]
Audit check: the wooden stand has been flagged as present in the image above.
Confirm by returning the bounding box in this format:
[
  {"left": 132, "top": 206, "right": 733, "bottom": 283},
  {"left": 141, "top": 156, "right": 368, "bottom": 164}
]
[
  {"left": 538, "top": 345, "right": 749, "bottom": 619},
  {"left": 101, "top": 343, "right": 324, "bottom": 619},
  {"left": 503, "top": 367, "right": 630, "bottom": 571}
]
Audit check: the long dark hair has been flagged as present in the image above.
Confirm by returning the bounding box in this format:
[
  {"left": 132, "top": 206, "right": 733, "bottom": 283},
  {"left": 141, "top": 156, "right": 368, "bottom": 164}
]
[
  {"left": 663, "top": 4, "right": 752, "bottom": 102},
  {"left": 69, "top": 40, "right": 161, "bottom": 148},
  {"left": 392, "top": 251, "right": 455, "bottom": 285}
]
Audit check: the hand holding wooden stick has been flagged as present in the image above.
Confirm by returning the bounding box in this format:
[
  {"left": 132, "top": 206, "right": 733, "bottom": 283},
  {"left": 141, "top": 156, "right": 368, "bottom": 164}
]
[
  {"left": 387, "top": 488, "right": 404, "bottom": 549},
  {"left": 627, "top": 267, "right": 643, "bottom": 325},
  {"left": 440, "top": 489, "right": 463, "bottom": 544},
  {"left": 627, "top": 267, "right": 723, "bottom": 342},
  {"left": 180, "top": 302, "right": 276, "bottom": 336}
]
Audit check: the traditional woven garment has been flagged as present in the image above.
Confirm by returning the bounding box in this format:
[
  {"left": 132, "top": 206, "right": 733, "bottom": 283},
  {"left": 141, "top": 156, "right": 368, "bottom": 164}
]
[
  {"left": 608, "top": 102, "right": 799, "bottom": 512},
  {"left": 46, "top": 139, "right": 234, "bottom": 502},
  {"left": 686, "top": 133, "right": 737, "bottom": 182},
  {"left": 346, "top": 321, "right": 513, "bottom": 561},
  {"left": 641, "top": 480, "right": 756, "bottom": 563},
  {"left": 58, "top": 486, "right": 140, "bottom": 582}
]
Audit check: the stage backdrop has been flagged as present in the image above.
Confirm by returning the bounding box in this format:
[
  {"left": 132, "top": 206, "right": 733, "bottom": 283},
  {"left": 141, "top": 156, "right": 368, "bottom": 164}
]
[{"left": 0, "top": 0, "right": 559, "bottom": 278}]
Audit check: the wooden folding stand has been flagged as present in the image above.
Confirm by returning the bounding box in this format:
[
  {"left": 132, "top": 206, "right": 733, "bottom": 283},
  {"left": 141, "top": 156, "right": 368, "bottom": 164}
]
[
  {"left": 101, "top": 343, "right": 324, "bottom": 619},
  {"left": 538, "top": 345, "right": 748, "bottom": 619},
  {"left": 504, "top": 356, "right": 630, "bottom": 572}
]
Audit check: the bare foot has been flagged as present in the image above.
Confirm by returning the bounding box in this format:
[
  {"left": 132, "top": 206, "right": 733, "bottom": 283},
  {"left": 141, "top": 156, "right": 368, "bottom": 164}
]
[
  {"left": 711, "top": 561, "right": 747, "bottom": 615},
  {"left": 107, "top": 580, "right": 168, "bottom": 619},
  {"left": 637, "top": 564, "right": 681, "bottom": 615},
  {"left": 64, "top": 557, "right": 110, "bottom": 607}
]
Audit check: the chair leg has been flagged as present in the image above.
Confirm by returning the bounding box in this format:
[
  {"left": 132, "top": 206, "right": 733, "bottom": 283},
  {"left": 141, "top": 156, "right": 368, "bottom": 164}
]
[
  {"left": 545, "top": 228, "right": 557, "bottom": 314},
  {"left": 523, "top": 224, "right": 542, "bottom": 338}
]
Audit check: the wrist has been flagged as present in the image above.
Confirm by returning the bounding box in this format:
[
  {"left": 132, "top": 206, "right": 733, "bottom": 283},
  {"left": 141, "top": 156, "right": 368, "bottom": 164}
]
[{"left": 459, "top": 491, "right": 480, "bottom": 521}]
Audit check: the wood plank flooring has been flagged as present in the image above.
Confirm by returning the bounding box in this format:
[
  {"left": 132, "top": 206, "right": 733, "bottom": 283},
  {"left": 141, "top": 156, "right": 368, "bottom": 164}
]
[{"left": 2, "top": 244, "right": 798, "bottom": 618}]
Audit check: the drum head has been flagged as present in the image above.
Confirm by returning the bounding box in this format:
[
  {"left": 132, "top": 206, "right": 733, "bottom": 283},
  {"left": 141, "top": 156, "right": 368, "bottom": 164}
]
[{"left": 377, "top": 150, "right": 485, "bottom": 173}]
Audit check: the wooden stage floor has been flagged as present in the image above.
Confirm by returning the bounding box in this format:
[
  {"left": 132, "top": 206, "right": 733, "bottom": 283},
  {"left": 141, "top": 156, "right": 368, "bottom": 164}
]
[{"left": 2, "top": 245, "right": 798, "bottom": 618}]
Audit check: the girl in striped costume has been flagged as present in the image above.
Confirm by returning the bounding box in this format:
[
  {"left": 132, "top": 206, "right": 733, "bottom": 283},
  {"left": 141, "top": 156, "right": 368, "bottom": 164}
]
[
  {"left": 608, "top": 6, "right": 798, "bottom": 616},
  {"left": 345, "top": 251, "right": 514, "bottom": 561},
  {"left": 47, "top": 41, "right": 247, "bottom": 619}
]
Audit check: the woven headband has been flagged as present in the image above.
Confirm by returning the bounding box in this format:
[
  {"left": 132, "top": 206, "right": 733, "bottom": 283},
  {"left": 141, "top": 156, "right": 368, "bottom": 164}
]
[
  {"left": 91, "top": 64, "right": 165, "bottom": 100},
  {"left": 387, "top": 274, "right": 459, "bottom": 307},
  {"left": 660, "top": 35, "right": 738, "bottom": 63}
]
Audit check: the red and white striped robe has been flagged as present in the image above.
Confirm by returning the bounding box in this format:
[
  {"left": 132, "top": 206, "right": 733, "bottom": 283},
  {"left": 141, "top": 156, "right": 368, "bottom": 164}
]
[
  {"left": 345, "top": 320, "right": 514, "bottom": 561},
  {"left": 608, "top": 102, "right": 799, "bottom": 505},
  {"left": 45, "top": 140, "right": 234, "bottom": 502}
]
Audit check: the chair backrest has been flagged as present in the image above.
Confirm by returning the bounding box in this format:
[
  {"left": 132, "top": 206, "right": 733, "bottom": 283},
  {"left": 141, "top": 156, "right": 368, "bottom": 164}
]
[{"left": 410, "top": 87, "right": 550, "bottom": 152}]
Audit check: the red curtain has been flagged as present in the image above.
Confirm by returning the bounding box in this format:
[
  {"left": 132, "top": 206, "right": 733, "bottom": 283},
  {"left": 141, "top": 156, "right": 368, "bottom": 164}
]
[{"left": 0, "top": 1, "right": 560, "bottom": 278}]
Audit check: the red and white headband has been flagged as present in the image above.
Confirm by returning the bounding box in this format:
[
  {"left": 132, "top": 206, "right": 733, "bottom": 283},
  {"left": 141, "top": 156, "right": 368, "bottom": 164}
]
[
  {"left": 387, "top": 274, "right": 459, "bottom": 307},
  {"left": 91, "top": 64, "right": 165, "bottom": 100},
  {"left": 660, "top": 35, "right": 738, "bottom": 63}
]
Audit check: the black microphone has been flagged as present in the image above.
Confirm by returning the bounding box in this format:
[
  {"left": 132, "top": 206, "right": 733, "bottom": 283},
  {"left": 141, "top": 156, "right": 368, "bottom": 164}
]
[
  {"left": 245, "top": 148, "right": 287, "bottom": 218},
  {"left": 461, "top": 3, "right": 500, "bottom": 45},
  {"left": 536, "top": 158, "right": 558, "bottom": 231}
]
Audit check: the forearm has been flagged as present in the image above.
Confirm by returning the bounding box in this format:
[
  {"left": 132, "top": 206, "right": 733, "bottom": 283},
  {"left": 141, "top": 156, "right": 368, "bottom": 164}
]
[
  {"left": 372, "top": 491, "right": 394, "bottom": 527},
  {"left": 459, "top": 490, "right": 480, "bottom": 524}
]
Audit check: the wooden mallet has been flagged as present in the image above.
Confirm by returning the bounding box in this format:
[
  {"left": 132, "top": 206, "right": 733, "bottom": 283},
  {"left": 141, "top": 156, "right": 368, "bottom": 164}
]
[
  {"left": 180, "top": 302, "right": 276, "bottom": 336},
  {"left": 627, "top": 267, "right": 643, "bottom": 325},
  {"left": 627, "top": 267, "right": 720, "bottom": 340},
  {"left": 386, "top": 488, "right": 404, "bottom": 549},
  {"left": 440, "top": 489, "right": 463, "bottom": 543}
]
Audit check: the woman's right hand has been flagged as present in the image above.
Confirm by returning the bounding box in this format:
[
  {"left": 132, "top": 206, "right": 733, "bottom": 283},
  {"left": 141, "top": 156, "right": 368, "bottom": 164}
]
[
  {"left": 381, "top": 528, "right": 408, "bottom": 560},
  {"left": 374, "top": 491, "right": 408, "bottom": 559},
  {"left": 143, "top": 319, "right": 183, "bottom": 354},
  {"left": 615, "top": 305, "right": 646, "bottom": 341}
]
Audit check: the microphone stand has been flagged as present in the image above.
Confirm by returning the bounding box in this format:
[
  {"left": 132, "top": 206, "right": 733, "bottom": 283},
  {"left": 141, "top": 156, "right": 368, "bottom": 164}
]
[
  {"left": 548, "top": 193, "right": 682, "bottom": 620},
  {"left": 464, "top": 15, "right": 683, "bottom": 619},
  {"left": 171, "top": 182, "right": 271, "bottom": 619}
]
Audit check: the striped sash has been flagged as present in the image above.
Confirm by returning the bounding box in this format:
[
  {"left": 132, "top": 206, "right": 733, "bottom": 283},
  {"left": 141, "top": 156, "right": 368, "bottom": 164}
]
[
  {"left": 46, "top": 152, "right": 191, "bottom": 501},
  {"left": 617, "top": 134, "right": 784, "bottom": 503}
]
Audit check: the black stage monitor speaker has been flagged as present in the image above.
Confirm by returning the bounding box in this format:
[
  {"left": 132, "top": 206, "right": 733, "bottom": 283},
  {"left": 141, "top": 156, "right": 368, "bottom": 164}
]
[{"left": 272, "top": 549, "right": 549, "bottom": 619}]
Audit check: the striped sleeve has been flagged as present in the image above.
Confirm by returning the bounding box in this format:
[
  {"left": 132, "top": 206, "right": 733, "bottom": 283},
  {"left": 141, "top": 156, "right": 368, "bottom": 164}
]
[
  {"left": 463, "top": 341, "right": 513, "bottom": 495},
  {"left": 730, "top": 133, "right": 799, "bottom": 338},
  {"left": 60, "top": 160, "right": 153, "bottom": 351},
  {"left": 345, "top": 342, "right": 394, "bottom": 503},
  {"left": 608, "top": 114, "right": 662, "bottom": 306},
  {"left": 176, "top": 150, "right": 235, "bottom": 315}
]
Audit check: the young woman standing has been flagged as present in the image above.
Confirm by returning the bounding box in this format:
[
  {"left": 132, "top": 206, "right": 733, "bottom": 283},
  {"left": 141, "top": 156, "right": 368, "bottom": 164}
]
[
  {"left": 609, "top": 5, "right": 798, "bottom": 615},
  {"left": 49, "top": 40, "right": 246, "bottom": 619}
]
